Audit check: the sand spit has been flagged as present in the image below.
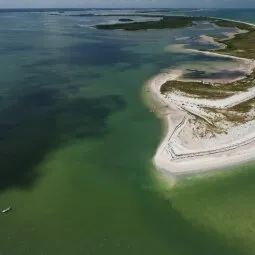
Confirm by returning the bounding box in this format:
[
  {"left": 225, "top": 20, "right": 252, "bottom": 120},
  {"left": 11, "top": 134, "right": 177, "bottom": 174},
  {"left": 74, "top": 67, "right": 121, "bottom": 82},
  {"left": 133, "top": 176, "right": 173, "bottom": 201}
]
[{"left": 148, "top": 20, "right": 255, "bottom": 175}]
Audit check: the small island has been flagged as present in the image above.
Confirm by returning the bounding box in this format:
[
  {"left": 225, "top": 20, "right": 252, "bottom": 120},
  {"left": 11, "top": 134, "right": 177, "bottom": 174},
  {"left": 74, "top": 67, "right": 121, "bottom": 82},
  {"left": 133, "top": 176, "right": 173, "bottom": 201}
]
[
  {"left": 118, "top": 18, "right": 134, "bottom": 22},
  {"left": 96, "top": 16, "right": 212, "bottom": 30}
]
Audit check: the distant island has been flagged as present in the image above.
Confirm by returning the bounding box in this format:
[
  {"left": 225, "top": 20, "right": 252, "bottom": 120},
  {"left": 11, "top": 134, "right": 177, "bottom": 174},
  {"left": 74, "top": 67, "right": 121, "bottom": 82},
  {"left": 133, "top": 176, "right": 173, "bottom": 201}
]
[
  {"left": 118, "top": 18, "right": 134, "bottom": 22},
  {"left": 95, "top": 15, "right": 254, "bottom": 34},
  {"left": 96, "top": 16, "right": 211, "bottom": 30}
]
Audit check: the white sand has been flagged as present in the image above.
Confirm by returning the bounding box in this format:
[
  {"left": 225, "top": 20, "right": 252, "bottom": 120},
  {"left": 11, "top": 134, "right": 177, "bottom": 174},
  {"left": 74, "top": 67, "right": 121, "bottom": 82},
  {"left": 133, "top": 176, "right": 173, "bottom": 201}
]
[
  {"left": 148, "top": 19, "right": 255, "bottom": 175},
  {"left": 199, "top": 35, "right": 222, "bottom": 47}
]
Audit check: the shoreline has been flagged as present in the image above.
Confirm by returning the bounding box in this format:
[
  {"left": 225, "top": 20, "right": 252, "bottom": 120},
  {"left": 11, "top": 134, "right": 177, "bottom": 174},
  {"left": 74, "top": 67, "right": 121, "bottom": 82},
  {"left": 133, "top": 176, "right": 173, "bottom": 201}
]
[{"left": 147, "top": 18, "right": 255, "bottom": 176}]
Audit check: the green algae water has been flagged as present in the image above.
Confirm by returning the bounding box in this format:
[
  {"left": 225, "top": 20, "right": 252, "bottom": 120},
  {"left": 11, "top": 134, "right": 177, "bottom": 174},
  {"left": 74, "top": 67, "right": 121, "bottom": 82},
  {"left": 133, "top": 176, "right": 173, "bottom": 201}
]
[{"left": 1, "top": 9, "right": 255, "bottom": 255}]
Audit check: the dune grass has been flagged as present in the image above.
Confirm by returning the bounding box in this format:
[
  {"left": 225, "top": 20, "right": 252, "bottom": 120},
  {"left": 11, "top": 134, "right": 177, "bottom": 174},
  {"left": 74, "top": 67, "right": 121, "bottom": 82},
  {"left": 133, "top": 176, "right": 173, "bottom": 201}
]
[
  {"left": 160, "top": 70, "right": 255, "bottom": 99},
  {"left": 213, "top": 20, "right": 255, "bottom": 59}
]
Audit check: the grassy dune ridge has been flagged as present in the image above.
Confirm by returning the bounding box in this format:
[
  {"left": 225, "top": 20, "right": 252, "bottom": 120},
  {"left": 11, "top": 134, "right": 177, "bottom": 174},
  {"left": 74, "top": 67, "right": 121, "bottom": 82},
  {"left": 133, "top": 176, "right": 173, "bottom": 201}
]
[
  {"left": 160, "top": 71, "right": 255, "bottom": 99},
  {"left": 212, "top": 20, "right": 255, "bottom": 58}
]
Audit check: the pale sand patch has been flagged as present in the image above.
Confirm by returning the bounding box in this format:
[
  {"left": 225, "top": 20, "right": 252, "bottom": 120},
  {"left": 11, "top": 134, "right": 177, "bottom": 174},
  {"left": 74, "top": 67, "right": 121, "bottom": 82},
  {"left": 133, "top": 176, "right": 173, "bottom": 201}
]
[
  {"left": 199, "top": 35, "right": 222, "bottom": 47},
  {"left": 164, "top": 44, "right": 189, "bottom": 53}
]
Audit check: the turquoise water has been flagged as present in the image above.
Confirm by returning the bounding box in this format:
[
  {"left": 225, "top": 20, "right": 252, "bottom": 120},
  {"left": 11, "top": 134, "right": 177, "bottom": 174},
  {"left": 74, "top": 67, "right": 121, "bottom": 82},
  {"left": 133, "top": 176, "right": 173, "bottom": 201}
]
[{"left": 1, "top": 9, "right": 255, "bottom": 255}]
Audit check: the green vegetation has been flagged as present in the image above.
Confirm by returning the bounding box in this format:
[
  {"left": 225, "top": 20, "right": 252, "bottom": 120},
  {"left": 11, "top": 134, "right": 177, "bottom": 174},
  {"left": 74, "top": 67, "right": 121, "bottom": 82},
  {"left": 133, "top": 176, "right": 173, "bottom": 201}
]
[
  {"left": 216, "top": 30, "right": 255, "bottom": 58},
  {"left": 211, "top": 108, "right": 249, "bottom": 124},
  {"left": 160, "top": 80, "right": 232, "bottom": 99},
  {"left": 159, "top": 17, "right": 255, "bottom": 123},
  {"left": 160, "top": 80, "right": 231, "bottom": 99},
  {"left": 222, "top": 113, "right": 248, "bottom": 124},
  {"left": 95, "top": 15, "right": 255, "bottom": 58},
  {"left": 96, "top": 16, "right": 211, "bottom": 31},
  {"left": 203, "top": 97, "right": 255, "bottom": 125},
  {"left": 70, "top": 13, "right": 164, "bottom": 18},
  {"left": 160, "top": 71, "right": 255, "bottom": 99},
  {"left": 212, "top": 20, "right": 255, "bottom": 59},
  {"left": 229, "top": 98, "right": 255, "bottom": 113},
  {"left": 214, "top": 20, "right": 254, "bottom": 31},
  {"left": 119, "top": 18, "right": 134, "bottom": 22}
]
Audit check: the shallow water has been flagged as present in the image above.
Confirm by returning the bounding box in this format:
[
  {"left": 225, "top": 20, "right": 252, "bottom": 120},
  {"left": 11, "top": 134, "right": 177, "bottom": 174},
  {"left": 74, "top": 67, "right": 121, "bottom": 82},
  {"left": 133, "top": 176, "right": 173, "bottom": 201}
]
[{"left": 0, "top": 9, "right": 255, "bottom": 255}]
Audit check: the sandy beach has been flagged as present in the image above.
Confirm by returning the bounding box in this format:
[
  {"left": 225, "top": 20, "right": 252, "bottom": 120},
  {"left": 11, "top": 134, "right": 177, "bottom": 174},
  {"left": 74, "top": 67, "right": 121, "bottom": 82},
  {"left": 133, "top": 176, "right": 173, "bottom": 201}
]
[{"left": 148, "top": 19, "right": 255, "bottom": 175}]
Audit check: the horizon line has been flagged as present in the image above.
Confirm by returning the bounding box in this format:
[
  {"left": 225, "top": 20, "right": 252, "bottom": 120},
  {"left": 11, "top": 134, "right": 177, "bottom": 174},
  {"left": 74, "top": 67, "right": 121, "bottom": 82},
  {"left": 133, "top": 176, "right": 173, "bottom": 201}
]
[{"left": 0, "top": 7, "right": 255, "bottom": 10}]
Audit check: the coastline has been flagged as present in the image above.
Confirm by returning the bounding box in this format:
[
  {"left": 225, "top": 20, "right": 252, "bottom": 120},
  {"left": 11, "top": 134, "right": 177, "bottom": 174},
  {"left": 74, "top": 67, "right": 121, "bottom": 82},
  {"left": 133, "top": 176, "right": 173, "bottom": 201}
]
[{"left": 147, "top": 19, "right": 255, "bottom": 176}]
